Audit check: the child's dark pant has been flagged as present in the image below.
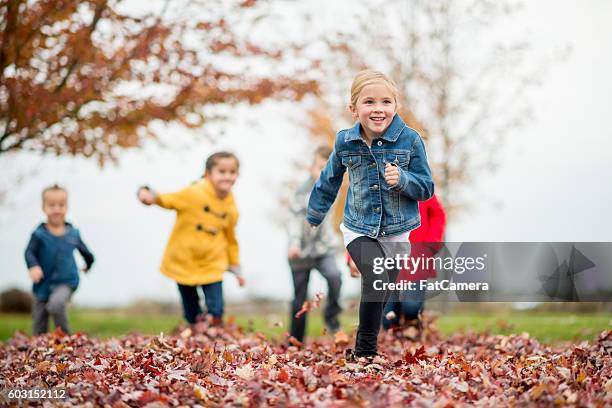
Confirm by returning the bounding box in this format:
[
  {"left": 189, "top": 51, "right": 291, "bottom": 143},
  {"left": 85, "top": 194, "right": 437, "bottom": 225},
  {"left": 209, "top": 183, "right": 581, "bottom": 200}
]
[
  {"left": 32, "top": 284, "right": 74, "bottom": 335},
  {"left": 177, "top": 281, "right": 223, "bottom": 324},
  {"left": 289, "top": 255, "right": 342, "bottom": 342},
  {"left": 347, "top": 236, "right": 401, "bottom": 357},
  {"left": 382, "top": 291, "right": 425, "bottom": 330}
]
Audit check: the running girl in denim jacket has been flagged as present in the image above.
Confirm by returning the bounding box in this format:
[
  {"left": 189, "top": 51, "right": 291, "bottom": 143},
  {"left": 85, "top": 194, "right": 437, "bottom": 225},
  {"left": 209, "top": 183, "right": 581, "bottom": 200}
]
[{"left": 307, "top": 70, "right": 434, "bottom": 358}]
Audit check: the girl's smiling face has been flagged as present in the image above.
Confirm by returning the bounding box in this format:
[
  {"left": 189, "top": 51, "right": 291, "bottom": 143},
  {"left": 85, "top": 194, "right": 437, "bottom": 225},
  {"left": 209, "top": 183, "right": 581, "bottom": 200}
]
[
  {"left": 206, "top": 157, "right": 239, "bottom": 197},
  {"left": 350, "top": 83, "right": 397, "bottom": 141}
]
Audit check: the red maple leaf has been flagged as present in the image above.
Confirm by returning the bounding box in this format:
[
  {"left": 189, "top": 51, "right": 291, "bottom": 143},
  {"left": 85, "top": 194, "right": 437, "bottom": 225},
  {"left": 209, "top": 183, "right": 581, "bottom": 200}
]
[
  {"left": 404, "top": 346, "right": 428, "bottom": 364},
  {"left": 278, "top": 369, "right": 290, "bottom": 383},
  {"left": 138, "top": 390, "right": 166, "bottom": 404}
]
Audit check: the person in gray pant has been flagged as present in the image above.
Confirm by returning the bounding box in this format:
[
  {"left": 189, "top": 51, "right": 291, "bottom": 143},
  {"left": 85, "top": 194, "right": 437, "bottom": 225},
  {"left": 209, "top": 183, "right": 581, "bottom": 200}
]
[
  {"left": 287, "top": 146, "right": 342, "bottom": 342},
  {"left": 25, "top": 185, "right": 94, "bottom": 335},
  {"left": 32, "top": 285, "right": 75, "bottom": 335}
]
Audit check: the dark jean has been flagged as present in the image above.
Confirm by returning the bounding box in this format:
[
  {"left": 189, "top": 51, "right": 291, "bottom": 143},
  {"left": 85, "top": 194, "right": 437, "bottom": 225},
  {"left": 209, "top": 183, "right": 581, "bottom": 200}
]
[
  {"left": 289, "top": 255, "right": 342, "bottom": 342},
  {"left": 382, "top": 290, "right": 424, "bottom": 330},
  {"left": 177, "top": 281, "right": 223, "bottom": 324},
  {"left": 347, "top": 236, "right": 401, "bottom": 357}
]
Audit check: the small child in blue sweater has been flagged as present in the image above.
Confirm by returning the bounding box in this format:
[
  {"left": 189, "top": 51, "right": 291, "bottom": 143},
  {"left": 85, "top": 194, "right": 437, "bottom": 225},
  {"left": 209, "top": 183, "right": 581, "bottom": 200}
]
[{"left": 24, "top": 184, "right": 94, "bottom": 335}]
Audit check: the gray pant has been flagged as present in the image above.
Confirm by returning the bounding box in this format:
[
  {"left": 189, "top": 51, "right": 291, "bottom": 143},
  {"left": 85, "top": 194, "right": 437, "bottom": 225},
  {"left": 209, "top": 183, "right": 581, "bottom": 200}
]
[
  {"left": 289, "top": 255, "right": 342, "bottom": 342},
  {"left": 32, "top": 284, "right": 74, "bottom": 335}
]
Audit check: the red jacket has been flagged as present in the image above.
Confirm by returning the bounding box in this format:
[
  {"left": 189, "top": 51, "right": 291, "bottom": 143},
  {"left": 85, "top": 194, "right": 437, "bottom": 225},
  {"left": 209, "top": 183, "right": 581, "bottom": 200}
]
[
  {"left": 401, "top": 194, "right": 446, "bottom": 281},
  {"left": 347, "top": 195, "right": 447, "bottom": 280},
  {"left": 409, "top": 195, "right": 446, "bottom": 243}
]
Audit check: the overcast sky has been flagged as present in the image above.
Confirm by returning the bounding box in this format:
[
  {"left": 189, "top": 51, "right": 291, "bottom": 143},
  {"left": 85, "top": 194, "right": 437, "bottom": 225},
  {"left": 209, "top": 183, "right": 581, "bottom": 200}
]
[{"left": 1, "top": 0, "right": 611, "bottom": 307}]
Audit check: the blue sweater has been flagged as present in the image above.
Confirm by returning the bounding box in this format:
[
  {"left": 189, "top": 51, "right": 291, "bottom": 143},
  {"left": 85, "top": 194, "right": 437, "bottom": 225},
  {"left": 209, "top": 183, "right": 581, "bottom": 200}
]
[{"left": 24, "top": 223, "right": 94, "bottom": 301}]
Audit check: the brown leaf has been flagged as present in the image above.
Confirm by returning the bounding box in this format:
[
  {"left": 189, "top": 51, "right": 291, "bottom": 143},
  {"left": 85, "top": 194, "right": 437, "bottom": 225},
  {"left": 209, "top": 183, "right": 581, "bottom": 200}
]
[
  {"left": 529, "top": 383, "right": 546, "bottom": 399},
  {"left": 575, "top": 370, "right": 587, "bottom": 384},
  {"left": 334, "top": 331, "right": 349, "bottom": 346},
  {"left": 36, "top": 360, "right": 51, "bottom": 373},
  {"left": 287, "top": 336, "right": 303, "bottom": 347},
  {"left": 294, "top": 292, "right": 324, "bottom": 318},
  {"left": 0, "top": 312, "right": 609, "bottom": 406}
]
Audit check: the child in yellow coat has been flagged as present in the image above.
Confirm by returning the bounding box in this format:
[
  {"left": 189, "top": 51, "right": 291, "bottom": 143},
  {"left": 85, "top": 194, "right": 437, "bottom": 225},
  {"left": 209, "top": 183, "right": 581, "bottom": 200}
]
[{"left": 138, "top": 152, "right": 245, "bottom": 324}]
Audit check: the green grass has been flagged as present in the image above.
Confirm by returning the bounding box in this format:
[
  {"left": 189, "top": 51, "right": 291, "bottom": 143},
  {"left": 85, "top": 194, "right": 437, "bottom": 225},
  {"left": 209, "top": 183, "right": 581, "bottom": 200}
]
[
  {"left": 1, "top": 310, "right": 610, "bottom": 344},
  {"left": 232, "top": 312, "right": 612, "bottom": 344},
  {"left": 437, "top": 313, "right": 612, "bottom": 344},
  {"left": 0, "top": 310, "right": 183, "bottom": 341}
]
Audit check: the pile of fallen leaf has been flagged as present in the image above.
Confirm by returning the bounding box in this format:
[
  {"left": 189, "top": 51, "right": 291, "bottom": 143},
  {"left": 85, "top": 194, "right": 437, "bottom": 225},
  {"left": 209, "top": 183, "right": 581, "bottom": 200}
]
[{"left": 0, "top": 315, "right": 610, "bottom": 407}]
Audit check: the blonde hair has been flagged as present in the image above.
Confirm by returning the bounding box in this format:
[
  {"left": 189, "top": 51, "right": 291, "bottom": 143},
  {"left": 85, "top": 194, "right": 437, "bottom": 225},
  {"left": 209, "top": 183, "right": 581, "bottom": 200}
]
[{"left": 350, "top": 69, "right": 400, "bottom": 108}]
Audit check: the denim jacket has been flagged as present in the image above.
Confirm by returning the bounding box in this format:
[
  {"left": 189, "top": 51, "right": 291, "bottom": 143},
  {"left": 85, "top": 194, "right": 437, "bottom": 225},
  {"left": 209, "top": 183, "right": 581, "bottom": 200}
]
[{"left": 307, "top": 114, "right": 434, "bottom": 238}]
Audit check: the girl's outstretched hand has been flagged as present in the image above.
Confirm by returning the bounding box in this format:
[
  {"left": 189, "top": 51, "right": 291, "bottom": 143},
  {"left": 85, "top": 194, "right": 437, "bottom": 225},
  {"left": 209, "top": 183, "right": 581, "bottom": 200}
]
[
  {"left": 228, "top": 265, "right": 246, "bottom": 287},
  {"left": 384, "top": 162, "right": 400, "bottom": 187},
  {"left": 137, "top": 186, "right": 156, "bottom": 205}
]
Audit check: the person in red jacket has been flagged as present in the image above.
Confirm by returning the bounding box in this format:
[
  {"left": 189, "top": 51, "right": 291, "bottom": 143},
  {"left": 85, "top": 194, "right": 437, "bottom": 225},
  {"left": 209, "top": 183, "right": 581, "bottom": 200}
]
[{"left": 347, "top": 194, "right": 446, "bottom": 336}]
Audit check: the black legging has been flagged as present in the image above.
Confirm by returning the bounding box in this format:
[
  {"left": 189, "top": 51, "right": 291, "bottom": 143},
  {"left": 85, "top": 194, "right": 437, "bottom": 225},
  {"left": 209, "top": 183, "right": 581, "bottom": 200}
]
[{"left": 347, "top": 236, "right": 400, "bottom": 356}]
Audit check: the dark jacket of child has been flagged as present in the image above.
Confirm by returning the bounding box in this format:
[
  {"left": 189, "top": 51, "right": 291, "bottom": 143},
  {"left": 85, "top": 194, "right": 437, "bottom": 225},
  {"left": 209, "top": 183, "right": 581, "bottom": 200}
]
[{"left": 24, "top": 223, "right": 94, "bottom": 301}]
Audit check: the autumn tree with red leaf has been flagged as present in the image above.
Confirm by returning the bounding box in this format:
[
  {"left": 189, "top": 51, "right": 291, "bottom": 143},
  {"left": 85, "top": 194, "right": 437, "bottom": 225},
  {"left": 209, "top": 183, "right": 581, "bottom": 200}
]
[{"left": 0, "top": 0, "right": 317, "bottom": 164}]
